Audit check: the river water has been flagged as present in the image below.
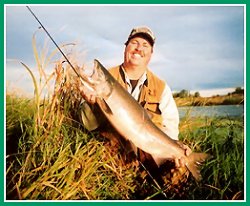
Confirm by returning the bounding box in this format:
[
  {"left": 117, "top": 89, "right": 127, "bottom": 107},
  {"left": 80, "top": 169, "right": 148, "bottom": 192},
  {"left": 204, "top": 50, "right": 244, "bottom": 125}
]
[{"left": 178, "top": 105, "right": 244, "bottom": 118}]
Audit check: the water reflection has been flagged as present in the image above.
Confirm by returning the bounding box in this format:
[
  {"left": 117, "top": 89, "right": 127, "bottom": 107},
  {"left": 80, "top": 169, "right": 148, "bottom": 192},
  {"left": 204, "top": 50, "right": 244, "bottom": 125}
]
[{"left": 178, "top": 105, "right": 244, "bottom": 118}]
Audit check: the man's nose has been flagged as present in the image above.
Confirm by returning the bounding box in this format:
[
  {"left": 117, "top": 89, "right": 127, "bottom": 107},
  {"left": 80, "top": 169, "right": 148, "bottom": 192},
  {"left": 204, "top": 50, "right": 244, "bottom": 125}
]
[{"left": 135, "top": 44, "right": 143, "bottom": 51}]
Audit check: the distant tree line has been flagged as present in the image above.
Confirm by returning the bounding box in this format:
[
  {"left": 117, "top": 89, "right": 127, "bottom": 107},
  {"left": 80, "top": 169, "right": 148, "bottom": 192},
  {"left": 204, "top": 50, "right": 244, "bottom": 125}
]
[
  {"left": 173, "top": 89, "right": 200, "bottom": 98},
  {"left": 229, "top": 87, "right": 244, "bottom": 95},
  {"left": 173, "top": 87, "right": 244, "bottom": 98}
]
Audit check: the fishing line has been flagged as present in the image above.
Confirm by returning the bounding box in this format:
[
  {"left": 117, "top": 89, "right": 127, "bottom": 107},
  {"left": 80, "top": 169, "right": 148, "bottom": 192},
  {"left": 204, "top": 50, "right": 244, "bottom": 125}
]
[{"left": 138, "top": 160, "right": 168, "bottom": 199}]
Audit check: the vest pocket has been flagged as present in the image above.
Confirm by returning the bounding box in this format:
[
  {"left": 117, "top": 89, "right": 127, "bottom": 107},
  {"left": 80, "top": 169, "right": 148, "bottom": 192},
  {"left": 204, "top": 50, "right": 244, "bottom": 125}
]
[
  {"left": 144, "top": 102, "right": 162, "bottom": 127},
  {"left": 144, "top": 102, "right": 161, "bottom": 114}
]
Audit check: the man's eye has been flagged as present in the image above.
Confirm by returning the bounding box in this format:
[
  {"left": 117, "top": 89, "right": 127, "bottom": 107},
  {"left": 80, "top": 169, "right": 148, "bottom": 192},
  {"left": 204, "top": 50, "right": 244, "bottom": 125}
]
[{"left": 130, "top": 41, "right": 138, "bottom": 45}]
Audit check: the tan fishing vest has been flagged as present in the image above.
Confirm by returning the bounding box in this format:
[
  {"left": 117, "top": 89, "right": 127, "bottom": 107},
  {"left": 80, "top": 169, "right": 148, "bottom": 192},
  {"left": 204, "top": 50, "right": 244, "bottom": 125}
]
[{"left": 108, "top": 65, "right": 165, "bottom": 127}]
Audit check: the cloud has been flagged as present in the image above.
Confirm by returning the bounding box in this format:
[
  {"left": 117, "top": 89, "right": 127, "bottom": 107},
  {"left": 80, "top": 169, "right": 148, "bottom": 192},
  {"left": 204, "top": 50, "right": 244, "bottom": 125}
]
[{"left": 5, "top": 5, "right": 244, "bottom": 96}]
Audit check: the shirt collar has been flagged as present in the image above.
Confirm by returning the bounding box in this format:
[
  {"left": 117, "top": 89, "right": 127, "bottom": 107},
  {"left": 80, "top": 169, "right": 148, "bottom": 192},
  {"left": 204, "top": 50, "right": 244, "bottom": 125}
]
[{"left": 120, "top": 65, "right": 148, "bottom": 87}]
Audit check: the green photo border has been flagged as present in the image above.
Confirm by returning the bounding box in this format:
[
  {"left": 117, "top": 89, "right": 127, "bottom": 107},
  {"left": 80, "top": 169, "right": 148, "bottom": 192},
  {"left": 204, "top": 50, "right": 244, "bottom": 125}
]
[{"left": 2, "top": 0, "right": 248, "bottom": 205}]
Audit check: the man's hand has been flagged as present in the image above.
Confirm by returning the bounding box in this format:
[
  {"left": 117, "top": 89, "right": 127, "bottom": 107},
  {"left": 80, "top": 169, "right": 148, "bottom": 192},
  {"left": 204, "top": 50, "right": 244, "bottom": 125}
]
[
  {"left": 174, "top": 142, "right": 192, "bottom": 168},
  {"left": 77, "top": 80, "right": 97, "bottom": 104}
]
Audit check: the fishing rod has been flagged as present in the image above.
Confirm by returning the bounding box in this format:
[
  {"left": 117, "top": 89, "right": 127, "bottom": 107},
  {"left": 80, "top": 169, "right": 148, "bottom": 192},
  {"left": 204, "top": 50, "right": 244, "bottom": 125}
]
[
  {"left": 26, "top": 6, "right": 94, "bottom": 88},
  {"left": 26, "top": 6, "right": 168, "bottom": 199}
]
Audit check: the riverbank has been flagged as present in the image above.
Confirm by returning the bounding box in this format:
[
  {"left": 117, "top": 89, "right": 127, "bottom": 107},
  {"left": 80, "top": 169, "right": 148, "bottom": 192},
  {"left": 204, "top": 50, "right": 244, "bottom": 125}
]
[{"left": 174, "top": 93, "right": 244, "bottom": 107}]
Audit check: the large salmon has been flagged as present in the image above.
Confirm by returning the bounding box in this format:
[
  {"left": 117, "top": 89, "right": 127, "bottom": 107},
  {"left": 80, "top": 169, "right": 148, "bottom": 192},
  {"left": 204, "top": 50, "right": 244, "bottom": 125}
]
[{"left": 81, "top": 59, "right": 210, "bottom": 181}]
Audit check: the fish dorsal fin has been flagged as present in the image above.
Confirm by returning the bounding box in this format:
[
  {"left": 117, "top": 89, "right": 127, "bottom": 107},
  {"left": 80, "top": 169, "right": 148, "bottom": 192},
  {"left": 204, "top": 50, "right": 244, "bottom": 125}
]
[{"left": 96, "top": 98, "right": 113, "bottom": 115}]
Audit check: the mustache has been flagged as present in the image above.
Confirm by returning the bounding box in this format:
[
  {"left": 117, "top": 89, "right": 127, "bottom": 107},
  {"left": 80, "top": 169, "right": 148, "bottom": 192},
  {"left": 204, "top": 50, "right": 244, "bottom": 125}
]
[{"left": 132, "top": 51, "right": 143, "bottom": 56}]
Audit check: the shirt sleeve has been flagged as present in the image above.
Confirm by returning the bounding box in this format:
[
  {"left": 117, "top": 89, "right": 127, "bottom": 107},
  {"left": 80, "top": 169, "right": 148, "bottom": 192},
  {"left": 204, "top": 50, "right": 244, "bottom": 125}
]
[{"left": 159, "top": 84, "right": 180, "bottom": 140}]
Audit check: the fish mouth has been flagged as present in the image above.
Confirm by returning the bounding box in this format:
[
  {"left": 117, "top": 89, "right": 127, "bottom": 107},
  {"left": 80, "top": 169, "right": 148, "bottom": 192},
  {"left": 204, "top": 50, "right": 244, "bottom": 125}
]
[{"left": 77, "top": 60, "right": 103, "bottom": 93}]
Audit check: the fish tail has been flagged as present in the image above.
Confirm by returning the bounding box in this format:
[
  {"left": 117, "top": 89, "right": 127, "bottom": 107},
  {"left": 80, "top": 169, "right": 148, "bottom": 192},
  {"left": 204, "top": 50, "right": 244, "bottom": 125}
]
[{"left": 186, "top": 152, "right": 211, "bottom": 181}]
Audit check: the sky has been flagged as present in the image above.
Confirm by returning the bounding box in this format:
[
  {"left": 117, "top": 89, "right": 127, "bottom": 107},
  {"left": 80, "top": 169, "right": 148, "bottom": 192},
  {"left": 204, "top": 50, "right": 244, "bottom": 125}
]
[{"left": 5, "top": 5, "right": 245, "bottom": 97}]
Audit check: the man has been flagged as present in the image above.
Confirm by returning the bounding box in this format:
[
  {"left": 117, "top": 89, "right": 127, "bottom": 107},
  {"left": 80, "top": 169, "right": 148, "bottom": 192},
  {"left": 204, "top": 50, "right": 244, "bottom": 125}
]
[{"left": 79, "top": 26, "right": 190, "bottom": 169}]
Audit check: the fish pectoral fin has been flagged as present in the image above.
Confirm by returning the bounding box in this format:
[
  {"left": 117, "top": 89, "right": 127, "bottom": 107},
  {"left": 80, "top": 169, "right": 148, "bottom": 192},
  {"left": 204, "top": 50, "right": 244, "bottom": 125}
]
[
  {"left": 97, "top": 98, "right": 113, "bottom": 115},
  {"left": 186, "top": 152, "right": 211, "bottom": 181}
]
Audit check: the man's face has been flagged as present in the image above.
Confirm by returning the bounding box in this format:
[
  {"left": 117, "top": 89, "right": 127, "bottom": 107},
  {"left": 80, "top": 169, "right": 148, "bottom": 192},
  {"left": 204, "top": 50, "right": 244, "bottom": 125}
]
[{"left": 124, "top": 36, "right": 153, "bottom": 68}]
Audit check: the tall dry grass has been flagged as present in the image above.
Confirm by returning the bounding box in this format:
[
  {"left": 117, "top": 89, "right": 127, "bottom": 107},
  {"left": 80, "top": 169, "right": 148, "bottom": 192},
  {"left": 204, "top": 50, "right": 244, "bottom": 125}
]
[{"left": 6, "top": 33, "right": 139, "bottom": 200}]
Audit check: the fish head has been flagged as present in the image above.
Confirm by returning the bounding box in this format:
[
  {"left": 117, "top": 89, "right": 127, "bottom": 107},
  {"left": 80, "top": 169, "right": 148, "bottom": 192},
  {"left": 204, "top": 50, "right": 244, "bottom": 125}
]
[{"left": 79, "top": 59, "right": 113, "bottom": 99}]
